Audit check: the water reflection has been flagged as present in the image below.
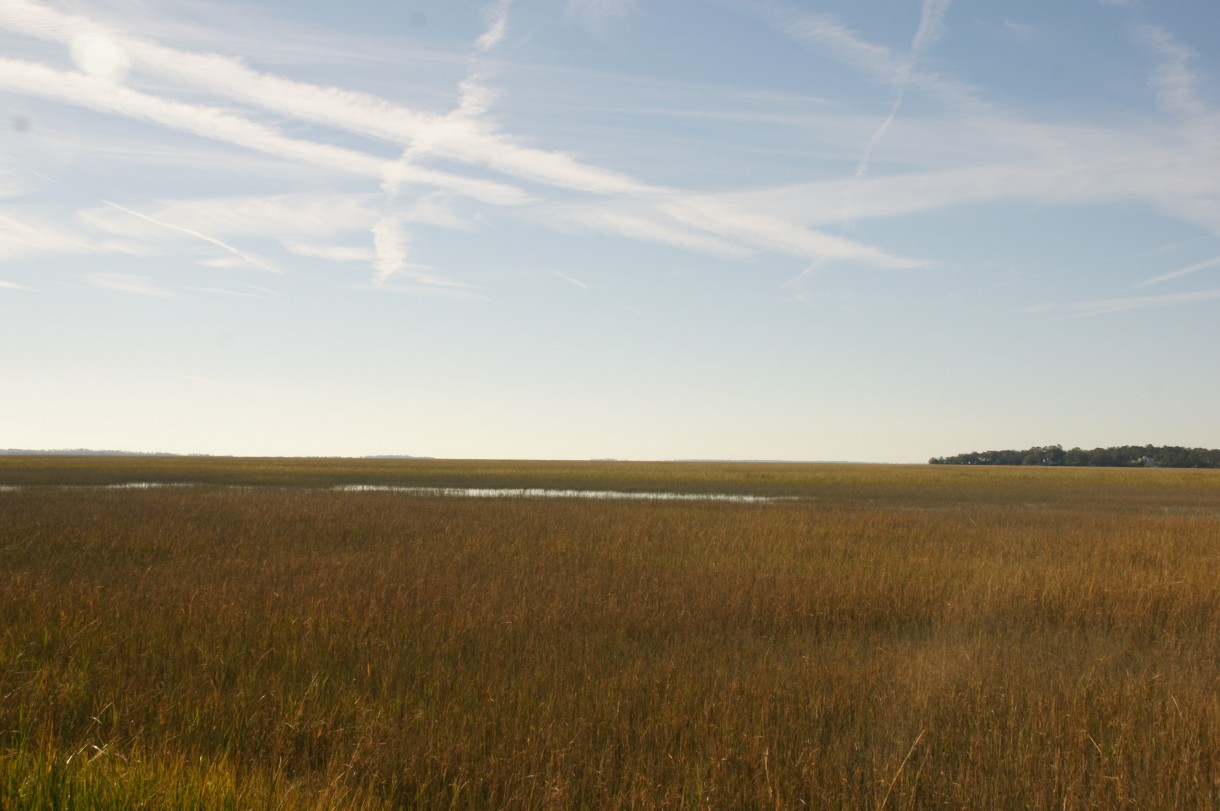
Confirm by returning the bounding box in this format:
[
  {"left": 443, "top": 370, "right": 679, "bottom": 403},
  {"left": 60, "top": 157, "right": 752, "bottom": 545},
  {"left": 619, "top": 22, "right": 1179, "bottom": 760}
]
[
  {"left": 0, "top": 482, "right": 788, "bottom": 502},
  {"left": 104, "top": 482, "right": 194, "bottom": 489},
  {"left": 0, "top": 482, "right": 222, "bottom": 492},
  {"left": 333, "top": 485, "right": 788, "bottom": 502}
]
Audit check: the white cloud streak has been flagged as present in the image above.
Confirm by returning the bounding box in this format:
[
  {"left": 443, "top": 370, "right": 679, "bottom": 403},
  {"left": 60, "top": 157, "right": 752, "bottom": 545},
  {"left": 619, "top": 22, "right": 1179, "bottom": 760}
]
[
  {"left": 82, "top": 194, "right": 382, "bottom": 241},
  {"left": 1075, "top": 287, "right": 1220, "bottom": 315},
  {"left": 475, "top": 0, "right": 512, "bottom": 53},
  {"left": 96, "top": 200, "right": 279, "bottom": 273},
  {"left": 190, "top": 286, "right": 272, "bottom": 299},
  {"left": 567, "top": 0, "right": 637, "bottom": 31},
  {"left": 64, "top": 193, "right": 397, "bottom": 278},
  {"left": 559, "top": 206, "right": 753, "bottom": 258},
  {"left": 0, "top": 57, "right": 375, "bottom": 170},
  {"left": 178, "top": 374, "right": 224, "bottom": 386},
  {"left": 1135, "top": 255, "right": 1220, "bottom": 288},
  {"left": 283, "top": 242, "right": 377, "bottom": 263},
  {"left": 371, "top": 216, "right": 411, "bottom": 285},
  {"left": 0, "top": 210, "right": 96, "bottom": 259},
  {"left": 0, "top": 0, "right": 639, "bottom": 197},
  {"left": 15, "top": 0, "right": 1209, "bottom": 289},
  {"left": 768, "top": 1, "right": 978, "bottom": 111},
  {"left": 1135, "top": 24, "right": 1220, "bottom": 172},
  {"left": 0, "top": 0, "right": 927, "bottom": 274},
  {"left": 853, "top": 0, "right": 951, "bottom": 190},
  {"left": 780, "top": 11, "right": 906, "bottom": 84},
  {"left": 910, "top": 0, "right": 952, "bottom": 57},
  {"left": 1137, "top": 25, "right": 1213, "bottom": 123},
  {"left": 0, "top": 162, "right": 38, "bottom": 200},
  {"left": 659, "top": 196, "right": 927, "bottom": 268},
  {"left": 0, "top": 56, "right": 528, "bottom": 206},
  {"left": 724, "top": 4, "right": 1220, "bottom": 252},
  {"left": 718, "top": 140, "right": 1213, "bottom": 237},
  {"left": 85, "top": 272, "right": 180, "bottom": 298},
  {"left": 553, "top": 270, "right": 588, "bottom": 289}
]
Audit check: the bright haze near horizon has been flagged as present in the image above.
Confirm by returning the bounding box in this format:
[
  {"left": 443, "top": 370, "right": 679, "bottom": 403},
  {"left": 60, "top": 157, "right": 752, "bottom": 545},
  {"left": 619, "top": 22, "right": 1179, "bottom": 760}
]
[{"left": 2, "top": 0, "right": 1218, "bottom": 462}]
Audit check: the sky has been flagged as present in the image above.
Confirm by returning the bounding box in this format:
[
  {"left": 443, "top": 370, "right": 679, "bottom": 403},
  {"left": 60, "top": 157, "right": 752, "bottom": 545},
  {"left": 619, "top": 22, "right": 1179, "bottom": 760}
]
[{"left": 2, "top": 0, "right": 1219, "bottom": 462}]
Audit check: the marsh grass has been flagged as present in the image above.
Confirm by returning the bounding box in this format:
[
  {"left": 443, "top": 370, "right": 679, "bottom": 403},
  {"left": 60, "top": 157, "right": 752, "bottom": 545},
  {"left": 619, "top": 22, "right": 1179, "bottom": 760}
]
[
  {"left": 2, "top": 461, "right": 1220, "bottom": 807},
  {"left": 6, "top": 454, "right": 1218, "bottom": 502}
]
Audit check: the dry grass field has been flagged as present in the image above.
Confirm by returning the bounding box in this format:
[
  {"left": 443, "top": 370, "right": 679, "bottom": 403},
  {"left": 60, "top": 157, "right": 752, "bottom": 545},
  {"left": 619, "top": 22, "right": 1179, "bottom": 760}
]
[{"left": 2, "top": 457, "right": 1220, "bottom": 808}]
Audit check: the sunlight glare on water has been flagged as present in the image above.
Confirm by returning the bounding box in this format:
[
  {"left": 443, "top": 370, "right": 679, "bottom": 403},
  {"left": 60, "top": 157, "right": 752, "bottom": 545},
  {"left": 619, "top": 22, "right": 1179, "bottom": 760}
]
[
  {"left": 332, "top": 485, "right": 788, "bottom": 502},
  {"left": 0, "top": 483, "right": 788, "bottom": 501}
]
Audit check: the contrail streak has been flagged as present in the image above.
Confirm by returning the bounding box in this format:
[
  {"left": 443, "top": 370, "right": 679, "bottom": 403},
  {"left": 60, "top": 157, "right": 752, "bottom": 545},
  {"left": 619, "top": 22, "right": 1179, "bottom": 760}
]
[
  {"left": 102, "top": 200, "right": 280, "bottom": 273},
  {"left": 846, "top": 0, "right": 952, "bottom": 216}
]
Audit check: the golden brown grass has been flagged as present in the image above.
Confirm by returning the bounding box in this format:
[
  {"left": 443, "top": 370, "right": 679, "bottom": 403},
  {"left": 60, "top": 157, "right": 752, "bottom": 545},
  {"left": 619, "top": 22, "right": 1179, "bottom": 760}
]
[{"left": 2, "top": 460, "right": 1219, "bottom": 807}]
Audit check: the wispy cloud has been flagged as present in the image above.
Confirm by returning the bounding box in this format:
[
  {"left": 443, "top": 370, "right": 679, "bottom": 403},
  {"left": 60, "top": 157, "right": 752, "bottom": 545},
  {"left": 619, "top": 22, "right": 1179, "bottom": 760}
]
[
  {"left": 369, "top": 192, "right": 479, "bottom": 284},
  {"left": 558, "top": 206, "right": 753, "bottom": 258},
  {"left": 1135, "top": 24, "right": 1220, "bottom": 145},
  {"left": 0, "top": 58, "right": 377, "bottom": 173},
  {"left": 367, "top": 278, "right": 490, "bottom": 301},
  {"left": 77, "top": 193, "right": 409, "bottom": 280},
  {"left": 1074, "top": 287, "right": 1220, "bottom": 315},
  {"left": 546, "top": 189, "right": 929, "bottom": 269},
  {"left": 1003, "top": 18, "right": 1037, "bottom": 38},
  {"left": 0, "top": 161, "right": 39, "bottom": 200},
  {"left": 84, "top": 272, "right": 181, "bottom": 299},
  {"left": 178, "top": 374, "right": 224, "bottom": 386},
  {"left": 371, "top": 216, "right": 411, "bottom": 285},
  {"left": 567, "top": 0, "right": 637, "bottom": 32},
  {"left": 0, "top": 0, "right": 634, "bottom": 197},
  {"left": 707, "top": 6, "right": 1220, "bottom": 251},
  {"left": 1135, "top": 255, "right": 1220, "bottom": 288},
  {"left": 0, "top": 0, "right": 924, "bottom": 277},
  {"left": 777, "top": 10, "right": 907, "bottom": 85},
  {"left": 0, "top": 279, "right": 33, "bottom": 291},
  {"left": 84, "top": 194, "right": 381, "bottom": 241},
  {"left": 7, "top": 0, "right": 1213, "bottom": 298},
  {"left": 0, "top": 55, "right": 528, "bottom": 206},
  {"left": 97, "top": 200, "right": 279, "bottom": 273},
  {"left": 283, "top": 242, "right": 377, "bottom": 263},
  {"left": 659, "top": 196, "right": 927, "bottom": 268},
  {"left": 762, "top": 0, "right": 978, "bottom": 110},
  {"left": 196, "top": 257, "right": 251, "bottom": 269},
  {"left": 852, "top": 0, "right": 953, "bottom": 183},
  {"left": 552, "top": 270, "right": 588, "bottom": 289},
  {"left": 475, "top": 0, "right": 512, "bottom": 53},
  {"left": 189, "top": 286, "right": 273, "bottom": 299},
  {"left": 0, "top": 210, "right": 95, "bottom": 259},
  {"left": 910, "top": 0, "right": 952, "bottom": 57}
]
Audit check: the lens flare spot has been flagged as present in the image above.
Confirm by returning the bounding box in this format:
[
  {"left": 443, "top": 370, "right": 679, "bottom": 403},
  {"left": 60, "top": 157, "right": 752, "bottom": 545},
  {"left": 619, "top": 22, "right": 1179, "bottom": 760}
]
[{"left": 69, "top": 33, "right": 131, "bottom": 82}]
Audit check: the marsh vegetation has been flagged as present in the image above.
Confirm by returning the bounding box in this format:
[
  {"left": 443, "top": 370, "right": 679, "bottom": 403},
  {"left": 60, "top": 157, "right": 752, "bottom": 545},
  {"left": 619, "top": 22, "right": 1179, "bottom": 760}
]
[{"left": 2, "top": 458, "right": 1220, "bottom": 808}]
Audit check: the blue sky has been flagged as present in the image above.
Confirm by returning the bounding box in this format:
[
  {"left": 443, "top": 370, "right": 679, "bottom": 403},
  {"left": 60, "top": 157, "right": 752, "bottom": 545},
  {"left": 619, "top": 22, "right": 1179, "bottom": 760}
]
[{"left": 2, "top": 0, "right": 1218, "bottom": 462}]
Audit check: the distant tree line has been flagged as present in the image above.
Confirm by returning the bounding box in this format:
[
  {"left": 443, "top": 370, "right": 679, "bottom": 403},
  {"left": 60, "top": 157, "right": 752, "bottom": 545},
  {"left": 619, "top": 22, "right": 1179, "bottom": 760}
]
[{"left": 929, "top": 445, "right": 1220, "bottom": 468}]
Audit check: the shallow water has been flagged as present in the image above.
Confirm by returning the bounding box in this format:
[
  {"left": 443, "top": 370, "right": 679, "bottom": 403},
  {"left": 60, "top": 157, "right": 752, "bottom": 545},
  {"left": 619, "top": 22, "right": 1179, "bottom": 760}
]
[
  {"left": 0, "top": 482, "right": 229, "bottom": 491},
  {"left": 332, "top": 485, "right": 789, "bottom": 503},
  {"left": 103, "top": 482, "right": 196, "bottom": 489},
  {"left": 0, "top": 482, "right": 788, "bottom": 502}
]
